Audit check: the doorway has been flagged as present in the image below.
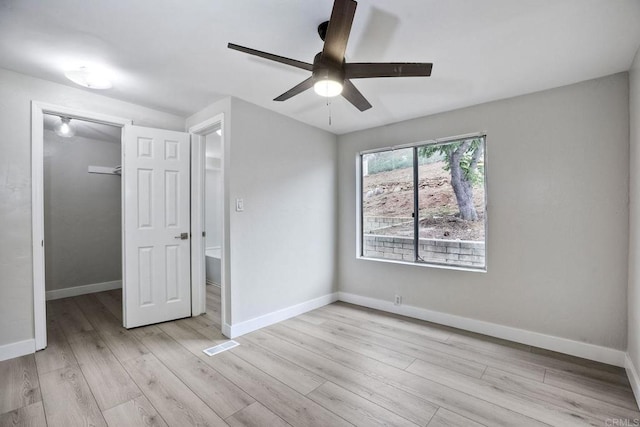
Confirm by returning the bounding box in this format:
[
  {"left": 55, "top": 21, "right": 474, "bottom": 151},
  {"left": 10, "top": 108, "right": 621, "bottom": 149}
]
[
  {"left": 32, "top": 103, "right": 199, "bottom": 349},
  {"left": 189, "top": 115, "right": 226, "bottom": 335},
  {"left": 203, "top": 129, "right": 223, "bottom": 329},
  {"left": 31, "top": 103, "right": 131, "bottom": 349},
  {"left": 43, "top": 114, "right": 123, "bottom": 303}
]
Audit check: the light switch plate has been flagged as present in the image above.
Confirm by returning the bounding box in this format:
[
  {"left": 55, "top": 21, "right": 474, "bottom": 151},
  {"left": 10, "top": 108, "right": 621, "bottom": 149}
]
[{"left": 235, "top": 198, "right": 244, "bottom": 212}]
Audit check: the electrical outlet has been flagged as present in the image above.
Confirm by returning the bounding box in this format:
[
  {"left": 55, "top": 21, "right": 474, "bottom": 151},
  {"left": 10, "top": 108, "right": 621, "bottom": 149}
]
[
  {"left": 235, "top": 198, "right": 244, "bottom": 212},
  {"left": 394, "top": 294, "right": 402, "bottom": 306}
]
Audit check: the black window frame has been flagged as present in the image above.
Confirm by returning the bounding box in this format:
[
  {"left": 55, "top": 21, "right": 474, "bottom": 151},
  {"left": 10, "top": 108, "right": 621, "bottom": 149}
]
[{"left": 358, "top": 134, "right": 488, "bottom": 272}]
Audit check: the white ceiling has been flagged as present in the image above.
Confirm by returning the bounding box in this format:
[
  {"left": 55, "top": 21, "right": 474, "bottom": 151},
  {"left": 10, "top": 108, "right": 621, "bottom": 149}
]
[{"left": 2, "top": 0, "right": 639, "bottom": 135}]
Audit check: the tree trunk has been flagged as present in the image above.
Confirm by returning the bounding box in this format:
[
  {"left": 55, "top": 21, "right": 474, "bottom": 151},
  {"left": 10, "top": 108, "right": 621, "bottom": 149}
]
[{"left": 449, "top": 141, "right": 478, "bottom": 221}]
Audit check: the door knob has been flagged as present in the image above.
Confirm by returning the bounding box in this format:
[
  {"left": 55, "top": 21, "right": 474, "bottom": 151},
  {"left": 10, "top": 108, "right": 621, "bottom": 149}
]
[{"left": 174, "top": 232, "right": 189, "bottom": 240}]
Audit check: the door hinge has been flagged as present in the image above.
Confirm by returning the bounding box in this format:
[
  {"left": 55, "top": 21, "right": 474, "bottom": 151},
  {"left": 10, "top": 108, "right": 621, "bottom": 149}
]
[{"left": 202, "top": 231, "right": 206, "bottom": 237}]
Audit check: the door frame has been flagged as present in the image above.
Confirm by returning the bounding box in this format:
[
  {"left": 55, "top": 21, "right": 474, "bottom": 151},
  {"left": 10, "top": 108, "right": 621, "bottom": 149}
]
[
  {"left": 188, "top": 114, "right": 227, "bottom": 332},
  {"left": 31, "top": 101, "right": 131, "bottom": 350}
]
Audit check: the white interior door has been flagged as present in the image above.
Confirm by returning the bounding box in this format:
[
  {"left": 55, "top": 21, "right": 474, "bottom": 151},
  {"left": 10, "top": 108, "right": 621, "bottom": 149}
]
[{"left": 123, "top": 125, "right": 191, "bottom": 328}]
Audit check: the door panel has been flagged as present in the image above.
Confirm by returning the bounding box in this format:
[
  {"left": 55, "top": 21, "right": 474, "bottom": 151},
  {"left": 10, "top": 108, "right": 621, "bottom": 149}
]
[{"left": 123, "top": 125, "right": 191, "bottom": 328}]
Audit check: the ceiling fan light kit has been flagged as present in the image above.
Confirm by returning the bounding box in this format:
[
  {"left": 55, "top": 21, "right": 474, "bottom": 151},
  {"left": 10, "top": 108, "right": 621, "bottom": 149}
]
[
  {"left": 228, "top": 0, "right": 432, "bottom": 112},
  {"left": 312, "top": 53, "right": 345, "bottom": 97},
  {"left": 314, "top": 79, "right": 342, "bottom": 97}
]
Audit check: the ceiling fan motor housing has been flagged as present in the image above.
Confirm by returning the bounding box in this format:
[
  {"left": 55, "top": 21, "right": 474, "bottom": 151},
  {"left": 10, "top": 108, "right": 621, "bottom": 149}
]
[
  {"left": 317, "top": 21, "right": 329, "bottom": 41},
  {"left": 312, "top": 52, "right": 345, "bottom": 84}
]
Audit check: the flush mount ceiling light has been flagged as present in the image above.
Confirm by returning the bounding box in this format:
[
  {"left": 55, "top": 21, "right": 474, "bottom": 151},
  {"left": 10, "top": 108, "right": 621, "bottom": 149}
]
[
  {"left": 55, "top": 117, "right": 75, "bottom": 138},
  {"left": 64, "top": 66, "right": 112, "bottom": 89}
]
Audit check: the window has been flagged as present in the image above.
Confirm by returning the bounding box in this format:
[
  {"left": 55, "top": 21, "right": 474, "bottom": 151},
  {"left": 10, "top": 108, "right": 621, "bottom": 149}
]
[{"left": 360, "top": 135, "right": 486, "bottom": 271}]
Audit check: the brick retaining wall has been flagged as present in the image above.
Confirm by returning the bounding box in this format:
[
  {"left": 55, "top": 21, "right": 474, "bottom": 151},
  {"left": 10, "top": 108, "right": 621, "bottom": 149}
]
[
  {"left": 363, "top": 235, "right": 485, "bottom": 268},
  {"left": 363, "top": 216, "right": 412, "bottom": 233}
]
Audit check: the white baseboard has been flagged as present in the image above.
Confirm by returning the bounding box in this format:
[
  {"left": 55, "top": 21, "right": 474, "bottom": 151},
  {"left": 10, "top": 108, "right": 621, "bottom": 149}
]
[
  {"left": 0, "top": 339, "right": 35, "bottom": 362},
  {"left": 46, "top": 280, "right": 122, "bottom": 301},
  {"left": 626, "top": 354, "right": 640, "bottom": 409},
  {"left": 226, "top": 292, "right": 339, "bottom": 338},
  {"left": 338, "top": 292, "right": 626, "bottom": 367}
]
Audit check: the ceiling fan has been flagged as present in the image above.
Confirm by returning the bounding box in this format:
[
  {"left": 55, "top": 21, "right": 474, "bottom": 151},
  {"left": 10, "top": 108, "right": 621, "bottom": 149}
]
[{"left": 228, "top": 0, "right": 433, "bottom": 112}]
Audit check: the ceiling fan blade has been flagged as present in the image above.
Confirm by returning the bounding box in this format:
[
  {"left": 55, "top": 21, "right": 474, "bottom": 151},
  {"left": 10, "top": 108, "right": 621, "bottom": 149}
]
[
  {"left": 228, "top": 43, "right": 313, "bottom": 71},
  {"left": 322, "top": 0, "right": 357, "bottom": 64},
  {"left": 341, "top": 79, "right": 372, "bottom": 111},
  {"left": 345, "top": 62, "right": 433, "bottom": 79},
  {"left": 274, "top": 77, "right": 315, "bottom": 101}
]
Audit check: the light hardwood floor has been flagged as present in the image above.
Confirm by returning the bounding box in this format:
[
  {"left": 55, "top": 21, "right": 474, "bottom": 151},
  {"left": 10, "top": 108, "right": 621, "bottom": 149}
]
[{"left": 1, "top": 285, "right": 638, "bottom": 426}]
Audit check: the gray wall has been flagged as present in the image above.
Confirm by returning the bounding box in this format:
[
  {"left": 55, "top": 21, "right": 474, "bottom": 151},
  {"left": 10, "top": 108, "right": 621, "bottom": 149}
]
[
  {"left": 1, "top": 63, "right": 633, "bottom": 359},
  {"left": 337, "top": 73, "right": 630, "bottom": 350},
  {"left": 44, "top": 129, "right": 121, "bottom": 292},
  {"left": 228, "top": 98, "right": 338, "bottom": 324},
  {"left": 629, "top": 48, "right": 640, "bottom": 371},
  {"left": 0, "top": 68, "right": 185, "bottom": 348},
  {"left": 187, "top": 97, "right": 338, "bottom": 326}
]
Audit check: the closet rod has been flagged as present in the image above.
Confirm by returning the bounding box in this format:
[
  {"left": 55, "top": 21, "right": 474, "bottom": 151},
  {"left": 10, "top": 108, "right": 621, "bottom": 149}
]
[{"left": 88, "top": 165, "right": 121, "bottom": 175}]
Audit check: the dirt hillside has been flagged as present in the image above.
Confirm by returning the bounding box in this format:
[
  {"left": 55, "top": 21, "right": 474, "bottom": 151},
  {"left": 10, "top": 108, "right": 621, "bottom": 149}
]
[{"left": 363, "top": 162, "right": 485, "bottom": 240}]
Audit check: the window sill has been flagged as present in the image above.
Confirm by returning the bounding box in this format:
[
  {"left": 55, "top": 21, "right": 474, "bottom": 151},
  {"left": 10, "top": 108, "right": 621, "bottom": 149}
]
[{"left": 356, "top": 255, "right": 487, "bottom": 273}]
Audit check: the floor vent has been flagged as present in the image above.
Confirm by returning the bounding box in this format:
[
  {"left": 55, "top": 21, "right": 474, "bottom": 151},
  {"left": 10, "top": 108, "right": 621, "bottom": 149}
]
[{"left": 202, "top": 340, "right": 239, "bottom": 356}]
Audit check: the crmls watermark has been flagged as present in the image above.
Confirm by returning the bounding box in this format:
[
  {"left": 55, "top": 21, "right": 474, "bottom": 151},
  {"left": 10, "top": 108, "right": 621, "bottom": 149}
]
[{"left": 606, "top": 419, "right": 640, "bottom": 427}]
